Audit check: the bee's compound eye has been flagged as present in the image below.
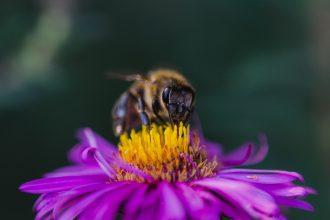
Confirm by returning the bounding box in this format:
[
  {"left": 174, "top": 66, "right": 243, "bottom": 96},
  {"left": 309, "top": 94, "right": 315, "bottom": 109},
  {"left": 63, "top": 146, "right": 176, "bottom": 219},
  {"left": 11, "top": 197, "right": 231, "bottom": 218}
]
[{"left": 162, "top": 87, "right": 171, "bottom": 103}]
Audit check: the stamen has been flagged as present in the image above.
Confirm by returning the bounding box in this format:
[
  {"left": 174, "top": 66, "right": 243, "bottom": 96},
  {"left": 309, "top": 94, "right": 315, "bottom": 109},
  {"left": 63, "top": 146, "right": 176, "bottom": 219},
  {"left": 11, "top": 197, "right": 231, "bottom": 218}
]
[{"left": 116, "top": 123, "right": 217, "bottom": 182}]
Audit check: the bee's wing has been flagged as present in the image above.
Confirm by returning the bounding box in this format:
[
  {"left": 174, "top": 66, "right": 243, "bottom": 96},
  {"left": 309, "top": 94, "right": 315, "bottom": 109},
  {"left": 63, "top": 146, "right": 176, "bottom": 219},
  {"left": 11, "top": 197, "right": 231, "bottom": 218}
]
[{"left": 112, "top": 92, "right": 142, "bottom": 136}]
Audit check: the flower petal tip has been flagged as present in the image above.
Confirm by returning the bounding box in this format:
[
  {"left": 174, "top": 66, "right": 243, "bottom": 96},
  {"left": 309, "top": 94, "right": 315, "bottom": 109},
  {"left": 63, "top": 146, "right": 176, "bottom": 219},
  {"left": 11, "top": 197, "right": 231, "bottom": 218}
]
[
  {"left": 293, "top": 172, "right": 305, "bottom": 182},
  {"left": 302, "top": 203, "right": 315, "bottom": 212},
  {"left": 19, "top": 181, "right": 37, "bottom": 194},
  {"left": 18, "top": 183, "right": 27, "bottom": 192},
  {"left": 306, "top": 187, "right": 317, "bottom": 195}
]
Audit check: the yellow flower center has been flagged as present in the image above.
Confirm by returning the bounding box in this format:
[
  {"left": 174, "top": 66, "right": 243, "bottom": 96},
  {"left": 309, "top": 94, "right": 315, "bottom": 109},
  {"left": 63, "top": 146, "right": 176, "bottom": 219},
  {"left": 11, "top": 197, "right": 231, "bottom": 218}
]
[
  {"left": 116, "top": 123, "right": 218, "bottom": 182},
  {"left": 119, "top": 123, "right": 189, "bottom": 168}
]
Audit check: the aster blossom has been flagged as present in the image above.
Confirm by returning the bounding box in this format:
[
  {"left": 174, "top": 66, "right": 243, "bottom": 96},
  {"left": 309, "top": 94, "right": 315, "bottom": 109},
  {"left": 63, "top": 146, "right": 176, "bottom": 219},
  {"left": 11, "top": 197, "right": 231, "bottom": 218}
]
[{"left": 20, "top": 123, "right": 315, "bottom": 220}]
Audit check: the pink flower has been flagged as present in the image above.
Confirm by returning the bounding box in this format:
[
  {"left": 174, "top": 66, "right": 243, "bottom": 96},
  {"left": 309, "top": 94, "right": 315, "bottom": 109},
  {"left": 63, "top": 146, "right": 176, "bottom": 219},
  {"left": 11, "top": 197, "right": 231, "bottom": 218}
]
[{"left": 20, "top": 124, "right": 315, "bottom": 220}]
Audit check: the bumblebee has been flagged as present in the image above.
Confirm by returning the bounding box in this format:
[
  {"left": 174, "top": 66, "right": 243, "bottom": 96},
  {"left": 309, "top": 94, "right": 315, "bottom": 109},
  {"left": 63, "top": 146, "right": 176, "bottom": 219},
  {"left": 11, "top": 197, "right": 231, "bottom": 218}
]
[{"left": 111, "top": 69, "right": 196, "bottom": 136}]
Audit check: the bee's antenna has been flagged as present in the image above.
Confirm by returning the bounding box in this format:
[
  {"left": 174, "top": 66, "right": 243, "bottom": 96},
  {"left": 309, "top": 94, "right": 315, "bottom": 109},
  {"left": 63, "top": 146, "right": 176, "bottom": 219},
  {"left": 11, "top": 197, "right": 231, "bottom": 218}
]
[{"left": 105, "top": 72, "right": 145, "bottom": 82}]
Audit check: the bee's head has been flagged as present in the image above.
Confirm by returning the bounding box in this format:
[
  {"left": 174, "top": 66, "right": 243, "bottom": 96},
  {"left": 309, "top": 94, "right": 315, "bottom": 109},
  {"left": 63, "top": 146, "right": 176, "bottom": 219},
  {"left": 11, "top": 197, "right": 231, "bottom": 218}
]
[{"left": 162, "top": 85, "right": 195, "bottom": 124}]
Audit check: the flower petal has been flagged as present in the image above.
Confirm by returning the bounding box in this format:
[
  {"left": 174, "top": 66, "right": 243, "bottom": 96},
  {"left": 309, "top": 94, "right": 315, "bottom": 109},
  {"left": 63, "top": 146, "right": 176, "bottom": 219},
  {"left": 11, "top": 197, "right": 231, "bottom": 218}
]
[
  {"left": 68, "top": 144, "right": 95, "bottom": 164},
  {"left": 130, "top": 185, "right": 162, "bottom": 220},
  {"left": 258, "top": 184, "right": 316, "bottom": 197},
  {"left": 221, "top": 144, "right": 253, "bottom": 167},
  {"left": 123, "top": 184, "right": 148, "bottom": 220},
  {"left": 36, "top": 182, "right": 106, "bottom": 220},
  {"left": 56, "top": 188, "right": 111, "bottom": 220},
  {"left": 19, "top": 175, "right": 107, "bottom": 194},
  {"left": 55, "top": 182, "right": 129, "bottom": 220},
  {"left": 195, "top": 190, "right": 250, "bottom": 220},
  {"left": 245, "top": 134, "right": 268, "bottom": 165},
  {"left": 77, "top": 128, "right": 117, "bottom": 155},
  {"left": 158, "top": 182, "right": 186, "bottom": 220},
  {"left": 193, "top": 177, "right": 280, "bottom": 218},
  {"left": 34, "top": 192, "right": 61, "bottom": 212},
  {"left": 36, "top": 210, "right": 52, "bottom": 220},
  {"left": 35, "top": 195, "right": 58, "bottom": 220},
  {"left": 218, "top": 169, "right": 304, "bottom": 183},
  {"left": 220, "top": 134, "right": 268, "bottom": 167},
  {"left": 79, "top": 182, "right": 140, "bottom": 220},
  {"left": 93, "top": 150, "right": 117, "bottom": 177},
  {"left": 78, "top": 128, "right": 118, "bottom": 177},
  {"left": 177, "top": 183, "right": 220, "bottom": 220},
  {"left": 275, "top": 197, "right": 314, "bottom": 211},
  {"left": 68, "top": 128, "right": 117, "bottom": 164},
  {"left": 176, "top": 183, "right": 204, "bottom": 211}
]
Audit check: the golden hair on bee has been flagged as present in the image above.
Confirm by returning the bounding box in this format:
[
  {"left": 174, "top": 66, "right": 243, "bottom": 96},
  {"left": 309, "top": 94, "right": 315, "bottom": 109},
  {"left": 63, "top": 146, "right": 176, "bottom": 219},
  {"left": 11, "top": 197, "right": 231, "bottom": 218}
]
[{"left": 111, "top": 69, "right": 195, "bottom": 136}]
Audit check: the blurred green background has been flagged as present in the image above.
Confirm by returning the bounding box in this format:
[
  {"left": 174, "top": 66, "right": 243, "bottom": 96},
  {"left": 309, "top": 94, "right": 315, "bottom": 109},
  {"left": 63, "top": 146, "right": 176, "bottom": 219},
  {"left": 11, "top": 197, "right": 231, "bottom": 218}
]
[{"left": 1, "top": 0, "right": 329, "bottom": 219}]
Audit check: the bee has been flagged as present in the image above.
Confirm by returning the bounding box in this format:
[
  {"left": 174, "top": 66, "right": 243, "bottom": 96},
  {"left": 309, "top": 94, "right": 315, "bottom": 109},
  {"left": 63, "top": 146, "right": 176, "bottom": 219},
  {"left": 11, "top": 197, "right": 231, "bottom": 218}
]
[{"left": 111, "top": 69, "right": 196, "bottom": 136}]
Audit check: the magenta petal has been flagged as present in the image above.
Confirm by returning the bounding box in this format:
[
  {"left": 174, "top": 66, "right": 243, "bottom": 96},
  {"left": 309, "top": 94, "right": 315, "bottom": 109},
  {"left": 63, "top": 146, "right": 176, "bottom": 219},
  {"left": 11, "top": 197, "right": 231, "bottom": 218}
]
[
  {"left": 93, "top": 151, "right": 117, "bottom": 177},
  {"left": 79, "top": 183, "right": 140, "bottom": 220},
  {"left": 36, "top": 183, "right": 105, "bottom": 220},
  {"left": 194, "top": 177, "right": 280, "bottom": 218},
  {"left": 68, "top": 144, "right": 94, "bottom": 164},
  {"left": 74, "top": 129, "right": 118, "bottom": 177},
  {"left": 136, "top": 186, "right": 160, "bottom": 217},
  {"left": 77, "top": 128, "right": 117, "bottom": 155},
  {"left": 68, "top": 128, "right": 117, "bottom": 164},
  {"left": 36, "top": 208, "right": 53, "bottom": 220},
  {"left": 136, "top": 207, "right": 156, "bottom": 220},
  {"left": 34, "top": 192, "right": 61, "bottom": 212},
  {"left": 56, "top": 188, "right": 112, "bottom": 219},
  {"left": 219, "top": 168, "right": 304, "bottom": 183},
  {"left": 196, "top": 190, "right": 250, "bottom": 220},
  {"left": 177, "top": 183, "right": 221, "bottom": 220},
  {"left": 278, "top": 215, "right": 288, "bottom": 220},
  {"left": 220, "top": 134, "right": 268, "bottom": 167},
  {"left": 55, "top": 182, "right": 127, "bottom": 219},
  {"left": 176, "top": 183, "right": 204, "bottom": 211},
  {"left": 53, "top": 183, "right": 112, "bottom": 219},
  {"left": 132, "top": 190, "right": 160, "bottom": 220},
  {"left": 245, "top": 134, "right": 268, "bottom": 165},
  {"left": 260, "top": 184, "right": 315, "bottom": 197},
  {"left": 34, "top": 193, "right": 57, "bottom": 211},
  {"left": 19, "top": 175, "right": 107, "bottom": 194},
  {"left": 276, "top": 197, "right": 314, "bottom": 212},
  {"left": 35, "top": 195, "right": 59, "bottom": 220},
  {"left": 78, "top": 128, "right": 117, "bottom": 177},
  {"left": 123, "top": 184, "right": 148, "bottom": 220},
  {"left": 36, "top": 183, "right": 106, "bottom": 219},
  {"left": 221, "top": 144, "right": 253, "bottom": 167},
  {"left": 158, "top": 182, "right": 186, "bottom": 220}
]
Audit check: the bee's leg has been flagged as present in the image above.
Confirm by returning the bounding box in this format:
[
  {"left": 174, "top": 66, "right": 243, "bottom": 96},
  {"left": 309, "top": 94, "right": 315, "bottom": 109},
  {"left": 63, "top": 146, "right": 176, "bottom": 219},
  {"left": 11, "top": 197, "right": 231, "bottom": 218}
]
[
  {"left": 136, "top": 97, "right": 150, "bottom": 125},
  {"left": 152, "top": 99, "right": 165, "bottom": 124}
]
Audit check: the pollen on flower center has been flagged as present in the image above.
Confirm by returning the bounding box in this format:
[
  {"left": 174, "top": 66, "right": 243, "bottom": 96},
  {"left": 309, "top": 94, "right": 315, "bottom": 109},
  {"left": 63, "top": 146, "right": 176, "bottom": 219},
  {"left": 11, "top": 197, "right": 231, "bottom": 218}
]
[
  {"left": 119, "top": 123, "right": 189, "bottom": 167},
  {"left": 116, "top": 123, "right": 218, "bottom": 182}
]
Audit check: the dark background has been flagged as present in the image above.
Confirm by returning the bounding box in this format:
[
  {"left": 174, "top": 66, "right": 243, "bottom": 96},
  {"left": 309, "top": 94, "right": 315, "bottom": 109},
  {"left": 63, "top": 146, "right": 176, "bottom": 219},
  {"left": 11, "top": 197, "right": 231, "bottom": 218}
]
[{"left": 1, "top": 0, "right": 329, "bottom": 219}]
